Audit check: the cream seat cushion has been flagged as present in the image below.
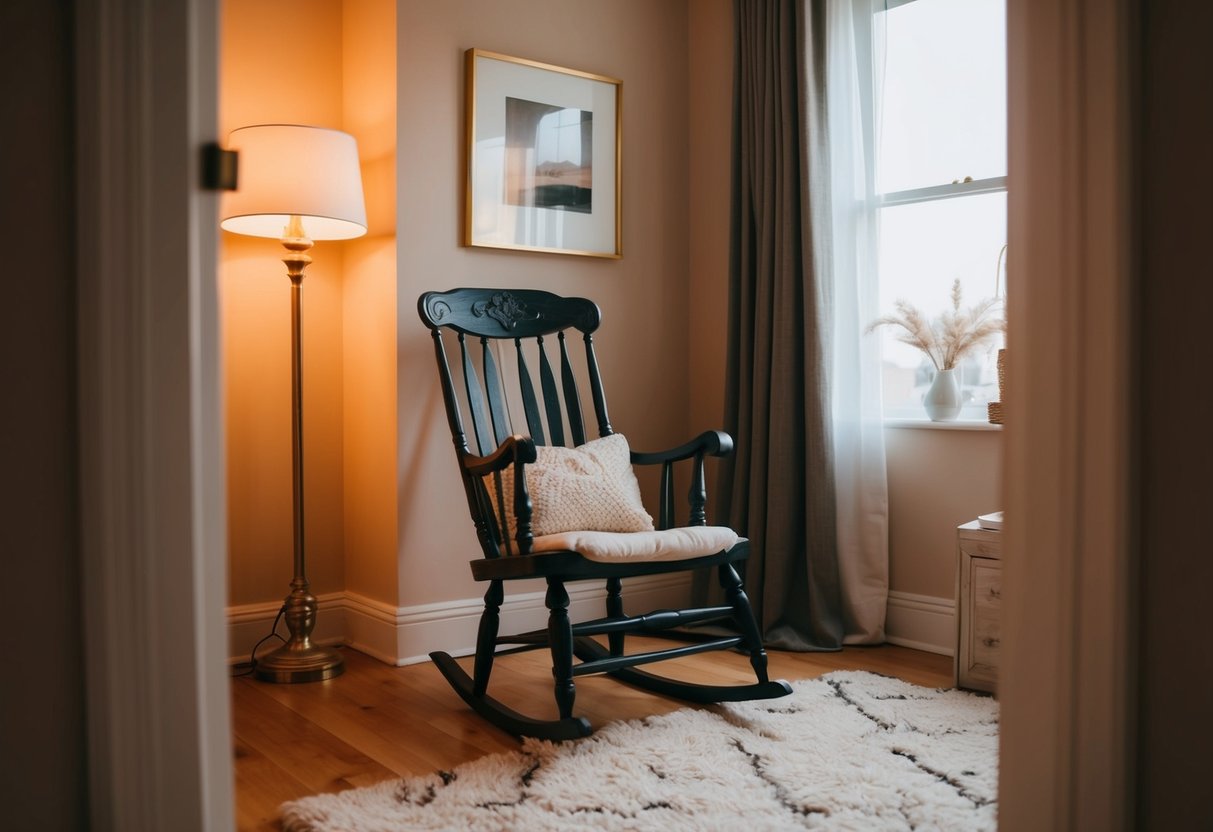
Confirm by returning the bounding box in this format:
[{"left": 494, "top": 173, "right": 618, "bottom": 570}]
[{"left": 528, "top": 526, "right": 739, "bottom": 563}]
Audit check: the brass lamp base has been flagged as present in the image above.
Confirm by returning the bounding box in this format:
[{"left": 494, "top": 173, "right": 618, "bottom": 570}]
[
  {"left": 254, "top": 641, "right": 344, "bottom": 684},
  {"left": 254, "top": 581, "right": 345, "bottom": 684}
]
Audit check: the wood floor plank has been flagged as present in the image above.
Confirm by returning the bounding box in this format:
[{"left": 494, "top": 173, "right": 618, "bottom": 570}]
[
  {"left": 232, "top": 735, "right": 316, "bottom": 832},
  {"left": 232, "top": 640, "right": 953, "bottom": 831},
  {"left": 233, "top": 681, "right": 397, "bottom": 792},
  {"left": 243, "top": 651, "right": 518, "bottom": 774}
]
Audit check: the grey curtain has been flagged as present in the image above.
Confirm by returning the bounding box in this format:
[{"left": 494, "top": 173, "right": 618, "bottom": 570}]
[{"left": 703, "top": 0, "right": 844, "bottom": 651}]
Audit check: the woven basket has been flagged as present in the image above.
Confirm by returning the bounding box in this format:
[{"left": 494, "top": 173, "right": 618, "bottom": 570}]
[
  {"left": 997, "top": 348, "right": 1007, "bottom": 400},
  {"left": 988, "top": 349, "right": 1007, "bottom": 425}
]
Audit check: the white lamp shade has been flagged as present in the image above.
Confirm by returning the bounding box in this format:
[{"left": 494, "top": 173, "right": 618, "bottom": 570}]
[{"left": 220, "top": 124, "right": 368, "bottom": 241}]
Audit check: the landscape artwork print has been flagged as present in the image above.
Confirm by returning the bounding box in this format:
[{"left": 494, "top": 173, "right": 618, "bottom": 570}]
[{"left": 504, "top": 96, "right": 593, "bottom": 214}]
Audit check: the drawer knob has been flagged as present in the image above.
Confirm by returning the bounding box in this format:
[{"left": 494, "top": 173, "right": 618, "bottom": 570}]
[
  {"left": 988, "top": 587, "right": 1001, "bottom": 600},
  {"left": 982, "top": 637, "right": 1000, "bottom": 648}
]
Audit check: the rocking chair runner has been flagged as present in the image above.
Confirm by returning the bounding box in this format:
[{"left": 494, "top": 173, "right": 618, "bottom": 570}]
[{"left": 418, "top": 287, "right": 790, "bottom": 740}]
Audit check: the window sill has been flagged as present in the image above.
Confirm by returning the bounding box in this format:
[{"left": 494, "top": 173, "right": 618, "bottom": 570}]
[{"left": 883, "top": 418, "right": 1003, "bottom": 432}]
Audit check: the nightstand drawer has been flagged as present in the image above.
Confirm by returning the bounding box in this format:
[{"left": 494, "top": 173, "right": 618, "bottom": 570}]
[
  {"left": 955, "top": 520, "right": 1003, "bottom": 694},
  {"left": 970, "top": 599, "right": 1001, "bottom": 668},
  {"left": 973, "top": 561, "right": 1002, "bottom": 610}
]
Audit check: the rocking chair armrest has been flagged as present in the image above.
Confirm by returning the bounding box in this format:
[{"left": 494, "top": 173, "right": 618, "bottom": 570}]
[
  {"left": 464, "top": 435, "right": 538, "bottom": 556},
  {"left": 630, "top": 430, "right": 734, "bottom": 466},
  {"left": 462, "top": 434, "right": 538, "bottom": 477},
  {"left": 631, "top": 431, "right": 732, "bottom": 529}
]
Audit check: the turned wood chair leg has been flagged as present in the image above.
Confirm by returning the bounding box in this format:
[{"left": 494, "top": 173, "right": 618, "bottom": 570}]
[
  {"left": 605, "top": 577, "right": 625, "bottom": 657},
  {"left": 546, "top": 578, "right": 576, "bottom": 719},
  {"left": 719, "top": 563, "right": 771, "bottom": 684},
  {"left": 472, "top": 580, "right": 503, "bottom": 696}
]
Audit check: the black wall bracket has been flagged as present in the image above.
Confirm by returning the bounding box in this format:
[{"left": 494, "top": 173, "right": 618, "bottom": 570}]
[{"left": 201, "top": 143, "right": 238, "bottom": 191}]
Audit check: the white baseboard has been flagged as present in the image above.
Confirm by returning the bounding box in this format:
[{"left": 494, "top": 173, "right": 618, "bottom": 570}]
[
  {"left": 228, "top": 582, "right": 950, "bottom": 662},
  {"left": 885, "top": 590, "right": 955, "bottom": 656},
  {"left": 227, "top": 574, "right": 694, "bottom": 666}
]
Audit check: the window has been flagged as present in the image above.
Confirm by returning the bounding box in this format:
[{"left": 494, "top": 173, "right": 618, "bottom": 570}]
[{"left": 875, "top": 0, "right": 1007, "bottom": 420}]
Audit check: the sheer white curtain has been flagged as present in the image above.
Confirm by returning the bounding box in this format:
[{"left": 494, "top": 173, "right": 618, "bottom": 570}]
[{"left": 825, "top": 0, "right": 888, "bottom": 644}]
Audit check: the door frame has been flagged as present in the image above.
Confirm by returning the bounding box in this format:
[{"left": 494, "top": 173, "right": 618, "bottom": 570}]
[{"left": 76, "top": 0, "right": 232, "bottom": 828}]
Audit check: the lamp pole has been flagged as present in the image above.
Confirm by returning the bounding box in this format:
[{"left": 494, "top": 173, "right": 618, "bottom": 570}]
[{"left": 253, "top": 215, "right": 345, "bottom": 683}]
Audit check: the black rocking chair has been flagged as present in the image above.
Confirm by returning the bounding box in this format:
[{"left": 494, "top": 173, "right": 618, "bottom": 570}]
[{"left": 418, "top": 287, "right": 791, "bottom": 740}]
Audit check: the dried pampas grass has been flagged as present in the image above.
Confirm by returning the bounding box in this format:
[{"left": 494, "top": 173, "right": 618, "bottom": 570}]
[{"left": 867, "top": 279, "right": 1004, "bottom": 371}]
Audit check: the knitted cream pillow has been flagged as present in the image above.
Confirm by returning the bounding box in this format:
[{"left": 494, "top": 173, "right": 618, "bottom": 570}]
[{"left": 487, "top": 433, "right": 654, "bottom": 542}]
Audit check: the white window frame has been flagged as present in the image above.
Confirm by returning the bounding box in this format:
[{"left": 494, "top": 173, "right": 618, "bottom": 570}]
[
  {"left": 873, "top": 0, "right": 1008, "bottom": 423},
  {"left": 880, "top": 176, "right": 1007, "bottom": 208}
]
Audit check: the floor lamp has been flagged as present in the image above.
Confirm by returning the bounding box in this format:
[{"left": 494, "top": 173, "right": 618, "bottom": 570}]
[{"left": 221, "top": 124, "right": 367, "bottom": 683}]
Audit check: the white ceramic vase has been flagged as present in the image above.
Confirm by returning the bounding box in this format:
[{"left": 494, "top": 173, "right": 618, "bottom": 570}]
[{"left": 924, "top": 367, "right": 962, "bottom": 421}]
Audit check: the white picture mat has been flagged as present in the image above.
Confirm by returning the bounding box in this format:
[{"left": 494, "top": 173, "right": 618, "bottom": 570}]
[{"left": 470, "top": 54, "right": 619, "bottom": 256}]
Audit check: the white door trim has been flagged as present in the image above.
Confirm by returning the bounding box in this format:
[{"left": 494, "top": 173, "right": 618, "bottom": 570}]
[
  {"left": 76, "top": 0, "right": 232, "bottom": 828},
  {"left": 1001, "top": 0, "right": 1137, "bottom": 829}
]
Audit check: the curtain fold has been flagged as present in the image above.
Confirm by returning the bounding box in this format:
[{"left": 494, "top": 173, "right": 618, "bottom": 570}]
[
  {"left": 698, "top": 0, "right": 887, "bottom": 650},
  {"left": 826, "top": 0, "right": 888, "bottom": 645}
]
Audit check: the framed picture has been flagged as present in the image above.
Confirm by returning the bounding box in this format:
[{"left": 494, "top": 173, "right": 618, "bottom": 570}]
[{"left": 464, "top": 49, "right": 622, "bottom": 259}]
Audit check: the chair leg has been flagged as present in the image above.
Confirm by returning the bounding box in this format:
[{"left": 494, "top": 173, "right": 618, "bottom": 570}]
[
  {"left": 545, "top": 578, "right": 576, "bottom": 719},
  {"left": 430, "top": 577, "right": 592, "bottom": 740},
  {"left": 605, "top": 577, "right": 625, "bottom": 656},
  {"left": 719, "top": 563, "right": 770, "bottom": 684},
  {"left": 472, "top": 580, "right": 503, "bottom": 696}
]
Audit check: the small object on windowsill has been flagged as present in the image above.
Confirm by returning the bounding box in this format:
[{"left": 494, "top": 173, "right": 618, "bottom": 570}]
[
  {"left": 978, "top": 511, "right": 1003, "bottom": 531},
  {"left": 988, "top": 348, "right": 1006, "bottom": 424}
]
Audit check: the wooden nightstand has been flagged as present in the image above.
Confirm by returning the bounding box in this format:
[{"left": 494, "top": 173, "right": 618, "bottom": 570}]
[{"left": 955, "top": 520, "right": 1002, "bottom": 693}]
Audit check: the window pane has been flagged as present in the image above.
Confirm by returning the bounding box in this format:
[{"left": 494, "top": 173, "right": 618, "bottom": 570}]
[
  {"left": 877, "top": 192, "right": 1006, "bottom": 418},
  {"left": 878, "top": 0, "right": 1007, "bottom": 194}
]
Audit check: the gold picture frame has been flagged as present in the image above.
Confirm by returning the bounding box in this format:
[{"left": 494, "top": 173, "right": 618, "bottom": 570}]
[{"left": 464, "top": 49, "right": 622, "bottom": 258}]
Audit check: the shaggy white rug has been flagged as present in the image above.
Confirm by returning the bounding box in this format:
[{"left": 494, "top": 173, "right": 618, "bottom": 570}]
[{"left": 281, "top": 671, "right": 999, "bottom": 831}]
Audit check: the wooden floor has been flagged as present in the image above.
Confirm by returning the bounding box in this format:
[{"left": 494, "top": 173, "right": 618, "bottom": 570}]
[{"left": 231, "top": 638, "right": 952, "bottom": 831}]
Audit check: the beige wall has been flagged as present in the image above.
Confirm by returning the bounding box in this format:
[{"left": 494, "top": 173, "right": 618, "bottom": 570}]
[
  {"left": 688, "top": 0, "right": 733, "bottom": 436},
  {"left": 222, "top": 0, "right": 397, "bottom": 608},
  {"left": 687, "top": 0, "right": 734, "bottom": 512},
  {"left": 886, "top": 427, "right": 1002, "bottom": 598},
  {"left": 396, "top": 0, "right": 693, "bottom": 606}
]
